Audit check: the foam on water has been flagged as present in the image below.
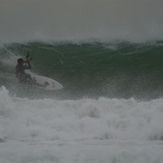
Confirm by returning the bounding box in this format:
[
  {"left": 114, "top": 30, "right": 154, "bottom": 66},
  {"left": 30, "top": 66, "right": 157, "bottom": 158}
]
[{"left": 0, "top": 86, "right": 163, "bottom": 162}]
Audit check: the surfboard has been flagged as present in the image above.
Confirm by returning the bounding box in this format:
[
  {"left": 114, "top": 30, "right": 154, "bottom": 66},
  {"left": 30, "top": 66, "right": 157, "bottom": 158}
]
[{"left": 25, "top": 70, "right": 63, "bottom": 91}]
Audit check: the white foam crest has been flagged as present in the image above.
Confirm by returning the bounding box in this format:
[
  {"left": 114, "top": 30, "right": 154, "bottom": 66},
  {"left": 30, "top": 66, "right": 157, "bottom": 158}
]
[
  {"left": 0, "top": 86, "right": 163, "bottom": 142},
  {"left": 0, "top": 86, "right": 14, "bottom": 116},
  {"left": 1, "top": 55, "right": 18, "bottom": 67},
  {"left": 0, "top": 44, "right": 20, "bottom": 67},
  {"left": 0, "top": 86, "right": 163, "bottom": 162}
]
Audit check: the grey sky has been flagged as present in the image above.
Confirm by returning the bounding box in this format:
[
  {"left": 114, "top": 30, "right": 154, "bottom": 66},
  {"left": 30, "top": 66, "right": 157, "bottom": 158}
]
[{"left": 0, "top": 0, "right": 163, "bottom": 42}]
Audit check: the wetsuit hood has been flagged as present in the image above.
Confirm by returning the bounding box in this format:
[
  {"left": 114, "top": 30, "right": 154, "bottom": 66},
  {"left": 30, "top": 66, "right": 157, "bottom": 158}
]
[{"left": 17, "top": 58, "right": 24, "bottom": 64}]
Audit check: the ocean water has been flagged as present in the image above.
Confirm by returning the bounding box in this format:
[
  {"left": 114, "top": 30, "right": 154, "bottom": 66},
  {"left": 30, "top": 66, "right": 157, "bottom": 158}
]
[
  {"left": 1, "top": 41, "right": 163, "bottom": 99},
  {"left": 0, "top": 41, "right": 163, "bottom": 163}
]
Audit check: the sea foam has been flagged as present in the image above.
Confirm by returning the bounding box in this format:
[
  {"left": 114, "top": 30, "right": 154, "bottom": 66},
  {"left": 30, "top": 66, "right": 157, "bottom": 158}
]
[
  {"left": 0, "top": 86, "right": 163, "bottom": 163},
  {"left": 0, "top": 86, "right": 163, "bottom": 141}
]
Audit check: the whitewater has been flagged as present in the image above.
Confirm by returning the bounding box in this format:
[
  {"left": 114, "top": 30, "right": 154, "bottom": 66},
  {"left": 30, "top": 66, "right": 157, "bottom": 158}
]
[
  {"left": 0, "top": 41, "right": 163, "bottom": 162},
  {"left": 1, "top": 0, "right": 163, "bottom": 162},
  {"left": 0, "top": 85, "right": 162, "bottom": 163}
]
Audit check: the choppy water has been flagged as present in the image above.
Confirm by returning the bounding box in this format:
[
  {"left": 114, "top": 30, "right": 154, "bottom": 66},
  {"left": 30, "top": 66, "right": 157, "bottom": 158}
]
[
  {"left": 1, "top": 41, "right": 163, "bottom": 99},
  {"left": 0, "top": 85, "right": 163, "bottom": 163},
  {"left": 0, "top": 41, "right": 163, "bottom": 163}
]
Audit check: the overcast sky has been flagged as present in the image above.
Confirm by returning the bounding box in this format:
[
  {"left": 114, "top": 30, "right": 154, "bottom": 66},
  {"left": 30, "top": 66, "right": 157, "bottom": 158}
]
[{"left": 0, "top": 0, "right": 163, "bottom": 42}]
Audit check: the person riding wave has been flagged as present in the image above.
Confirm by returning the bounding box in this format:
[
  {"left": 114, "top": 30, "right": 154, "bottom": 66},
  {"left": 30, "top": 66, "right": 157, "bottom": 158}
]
[{"left": 16, "top": 54, "right": 32, "bottom": 83}]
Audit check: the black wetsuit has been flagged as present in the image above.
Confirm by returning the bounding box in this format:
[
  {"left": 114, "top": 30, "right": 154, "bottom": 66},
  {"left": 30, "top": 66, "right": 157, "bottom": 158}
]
[{"left": 16, "top": 62, "right": 32, "bottom": 83}]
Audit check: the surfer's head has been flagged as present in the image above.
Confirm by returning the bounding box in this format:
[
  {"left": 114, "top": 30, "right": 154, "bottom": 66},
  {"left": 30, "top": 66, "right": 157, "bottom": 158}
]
[{"left": 17, "top": 58, "right": 24, "bottom": 64}]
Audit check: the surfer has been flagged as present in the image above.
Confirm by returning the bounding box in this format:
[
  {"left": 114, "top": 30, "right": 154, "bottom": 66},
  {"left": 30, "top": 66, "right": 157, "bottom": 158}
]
[
  {"left": 16, "top": 54, "right": 32, "bottom": 83},
  {"left": 15, "top": 54, "right": 63, "bottom": 90}
]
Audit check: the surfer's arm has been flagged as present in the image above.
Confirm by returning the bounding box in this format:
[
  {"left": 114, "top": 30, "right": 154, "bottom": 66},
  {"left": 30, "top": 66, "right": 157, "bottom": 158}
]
[
  {"left": 26, "top": 60, "right": 31, "bottom": 69},
  {"left": 24, "top": 53, "right": 32, "bottom": 69},
  {"left": 23, "top": 61, "right": 31, "bottom": 69}
]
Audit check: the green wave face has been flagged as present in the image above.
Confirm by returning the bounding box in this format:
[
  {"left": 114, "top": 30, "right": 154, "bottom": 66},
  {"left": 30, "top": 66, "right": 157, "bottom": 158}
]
[{"left": 1, "top": 41, "right": 163, "bottom": 99}]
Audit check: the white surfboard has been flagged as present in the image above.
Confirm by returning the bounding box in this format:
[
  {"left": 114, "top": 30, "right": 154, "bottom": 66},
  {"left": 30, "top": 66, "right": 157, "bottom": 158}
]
[{"left": 25, "top": 70, "right": 63, "bottom": 91}]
